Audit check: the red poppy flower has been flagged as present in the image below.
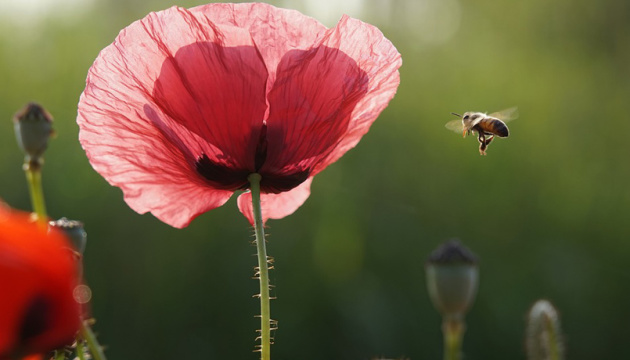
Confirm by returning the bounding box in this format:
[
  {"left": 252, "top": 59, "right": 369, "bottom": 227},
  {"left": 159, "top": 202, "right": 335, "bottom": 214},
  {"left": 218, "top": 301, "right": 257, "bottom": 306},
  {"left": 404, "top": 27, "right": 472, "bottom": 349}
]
[
  {"left": 77, "top": 3, "right": 401, "bottom": 228},
  {"left": 0, "top": 204, "right": 80, "bottom": 359}
]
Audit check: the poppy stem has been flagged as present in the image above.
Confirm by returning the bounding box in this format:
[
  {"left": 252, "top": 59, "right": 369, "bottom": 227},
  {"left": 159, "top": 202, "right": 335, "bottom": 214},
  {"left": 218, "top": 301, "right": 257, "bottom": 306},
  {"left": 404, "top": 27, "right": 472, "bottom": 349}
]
[
  {"left": 81, "top": 319, "right": 108, "bottom": 360},
  {"left": 443, "top": 316, "right": 465, "bottom": 360},
  {"left": 248, "top": 173, "right": 272, "bottom": 360},
  {"left": 53, "top": 349, "right": 66, "bottom": 360},
  {"left": 76, "top": 337, "right": 87, "bottom": 360},
  {"left": 24, "top": 163, "right": 48, "bottom": 224}
]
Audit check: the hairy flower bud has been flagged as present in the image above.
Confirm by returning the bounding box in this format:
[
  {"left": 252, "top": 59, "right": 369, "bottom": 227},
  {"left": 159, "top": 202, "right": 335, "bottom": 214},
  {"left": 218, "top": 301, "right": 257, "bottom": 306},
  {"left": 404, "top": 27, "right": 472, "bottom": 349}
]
[
  {"left": 425, "top": 240, "right": 479, "bottom": 319},
  {"left": 526, "top": 299, "right": 564, "bottom": 360},
  {"left": 13, "top": 103, "right": 54, "bottom": 169}
]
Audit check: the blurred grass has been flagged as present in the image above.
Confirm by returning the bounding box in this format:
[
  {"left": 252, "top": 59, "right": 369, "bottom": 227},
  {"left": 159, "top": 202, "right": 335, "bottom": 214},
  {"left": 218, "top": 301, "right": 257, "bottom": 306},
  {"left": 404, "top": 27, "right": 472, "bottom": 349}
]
[{"left": 1, "top": 0, "right": 629, "bottom": 359}]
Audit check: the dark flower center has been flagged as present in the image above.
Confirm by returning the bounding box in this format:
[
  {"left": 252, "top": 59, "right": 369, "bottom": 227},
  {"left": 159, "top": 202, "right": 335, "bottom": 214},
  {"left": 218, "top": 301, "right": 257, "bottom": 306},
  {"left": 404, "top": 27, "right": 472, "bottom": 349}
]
[
  {"left": 194, "top": 124, "right": 310, "bottom": 194},
  {"left": 194, "top": 154, "right": 251, "bottom": 191},
  {"left": 18, "top": 294, "right": 51, "bottom": 343},
  {"left": 194, "top": 156, "right": 310, "bottom": 194}
]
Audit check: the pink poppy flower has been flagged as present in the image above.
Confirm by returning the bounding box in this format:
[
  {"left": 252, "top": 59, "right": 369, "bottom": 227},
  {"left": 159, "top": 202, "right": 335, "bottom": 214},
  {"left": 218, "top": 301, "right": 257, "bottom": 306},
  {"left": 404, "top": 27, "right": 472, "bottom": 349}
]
[{"left": 77, "top": 3, "right": 401, "bottom": 228}]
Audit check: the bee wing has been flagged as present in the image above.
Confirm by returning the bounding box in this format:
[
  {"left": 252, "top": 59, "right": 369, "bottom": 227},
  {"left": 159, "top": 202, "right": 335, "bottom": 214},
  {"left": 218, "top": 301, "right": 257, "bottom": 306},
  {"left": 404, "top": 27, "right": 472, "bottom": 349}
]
[
  {"left": 445, "top": 119, "right": 463, "bottom": 133},
  {"left": 489, "top": 107, "right": 518, "bottom": 122}
]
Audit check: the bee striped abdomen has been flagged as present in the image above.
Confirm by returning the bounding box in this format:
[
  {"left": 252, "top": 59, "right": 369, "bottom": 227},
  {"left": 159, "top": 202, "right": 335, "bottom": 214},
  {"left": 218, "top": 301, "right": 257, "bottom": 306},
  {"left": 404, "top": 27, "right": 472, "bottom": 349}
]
[{"left": 478, "top": 118, "right": 509, "bottom": 137}]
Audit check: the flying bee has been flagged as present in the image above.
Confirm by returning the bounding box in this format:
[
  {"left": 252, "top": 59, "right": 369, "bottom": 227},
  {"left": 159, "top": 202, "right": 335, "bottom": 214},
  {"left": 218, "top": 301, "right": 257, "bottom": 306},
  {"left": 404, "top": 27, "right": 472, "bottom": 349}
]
[{"left": 445, "top": 107, "right": 518, "bottom": 155}]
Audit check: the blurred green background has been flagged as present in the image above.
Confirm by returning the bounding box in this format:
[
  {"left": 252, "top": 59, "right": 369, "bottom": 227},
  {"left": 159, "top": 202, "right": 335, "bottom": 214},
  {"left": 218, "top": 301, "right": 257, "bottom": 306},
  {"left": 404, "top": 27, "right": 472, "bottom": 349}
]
[{"left": 1, "top": 0, "right": 629, "bottom": 359}]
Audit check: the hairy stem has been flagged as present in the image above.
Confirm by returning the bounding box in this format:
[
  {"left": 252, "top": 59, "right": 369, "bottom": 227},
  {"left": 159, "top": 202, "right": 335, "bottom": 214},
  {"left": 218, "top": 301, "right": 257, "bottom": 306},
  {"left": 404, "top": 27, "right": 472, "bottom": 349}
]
[
  {"left": 53, "top": 350, "right": 66, "bottom": 360},
  {"left": 76, "top": 338, "right": 87, "bottom": 360},
  {"left": 248, "top": 173, "right": 271, "bottom": 360},
  {"left": 81, "top": 320, "right": 107, "bottom": 360}
]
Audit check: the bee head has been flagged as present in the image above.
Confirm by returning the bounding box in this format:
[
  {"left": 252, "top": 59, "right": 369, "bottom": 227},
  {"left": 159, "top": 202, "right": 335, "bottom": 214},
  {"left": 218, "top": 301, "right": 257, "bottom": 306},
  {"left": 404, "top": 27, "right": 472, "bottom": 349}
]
[
  {"left": 459, "top": 112, "right": 475, "bottom": 126},
  {"left": 451, "top": 112, "right": 474, "bottom": 121}
]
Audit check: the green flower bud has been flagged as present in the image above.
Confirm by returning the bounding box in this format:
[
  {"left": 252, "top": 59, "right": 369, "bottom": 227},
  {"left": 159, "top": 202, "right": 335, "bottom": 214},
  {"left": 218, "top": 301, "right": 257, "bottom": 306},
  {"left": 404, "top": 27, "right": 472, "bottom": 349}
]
[
  {"left": 13, "top": 103, "right": 54, "bottom": 169},
  {"left": 49, "top": 217, "right": 87, "bottom": 255},
  {"left": 526, "top": 299, "right": 564, "bottom": 360},
  {"left": 425, "top": 240, "right": 478, "bottom": 319}
]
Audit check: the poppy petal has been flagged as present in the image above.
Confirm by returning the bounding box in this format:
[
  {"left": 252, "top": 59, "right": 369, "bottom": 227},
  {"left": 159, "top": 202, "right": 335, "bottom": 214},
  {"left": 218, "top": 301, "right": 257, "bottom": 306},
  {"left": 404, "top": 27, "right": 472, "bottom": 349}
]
[
  {"left": 237, "top": 178, "right": 313, "bottom": 225},
  {"left": 262, "top": 15, "right": 401, "bottom": 176},
  {"left": 262, "top": 44, "right": 368, "bottom": 176},
  {"left": 0, "top": 205, "right": 79, "bottom": 357},
  {"left": 78, "top": 6, "right": 271, "bottom": 228},
  {"left": 79, "top": 97, "right": 234, "bottom": 228},
  {"left": 312, "top": 15, "right": 402, "bottom": 173},
  {"left": 189, "top": 3, "right": 327, "bottom": 90}
]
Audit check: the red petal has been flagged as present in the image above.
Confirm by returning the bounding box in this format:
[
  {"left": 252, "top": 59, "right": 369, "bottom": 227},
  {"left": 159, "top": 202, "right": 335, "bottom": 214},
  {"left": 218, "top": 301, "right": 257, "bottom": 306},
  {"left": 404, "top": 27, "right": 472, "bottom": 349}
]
[
  {"left": 78, "top": 6, "right": 270, "bottom": 227},
  {"left": 0, "top": 206, "right": 79, "bottom": 356},
  {"left": 78, "top": 94, "right": 234, "bottom": 228},
  {"left": 21, "top": 355, "right": 43, "bottom": 360},
  {"left": 237, "top": 178, "right": 313, "bottom": 225},
  {"left": 263, "top": 15, "right": 401, "bottom": 176},
  {"left": 262, "top": 45, "right": 368, "bottom": 175},
  {"left": 189, "top": 3, "right": 327, "bottom": 91},
  {"left": 311, "top": 16, "right": 402, "bottom": 173},
  {"left": 151, "top": 30, "right": 268, "bottom": 169}
]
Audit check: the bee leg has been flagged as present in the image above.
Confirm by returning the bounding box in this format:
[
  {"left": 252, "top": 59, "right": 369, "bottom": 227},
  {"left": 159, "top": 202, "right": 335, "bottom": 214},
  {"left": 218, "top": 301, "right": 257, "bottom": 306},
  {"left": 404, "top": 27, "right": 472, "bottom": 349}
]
[
  {"left": 476, "top": 131, "right": 485, "bottom": 143},
  {"left": 478, "top": 135, "right": 494, "bottom": 155},
  {"left": 484, "top": 135, "right": 494, "bottom": 146},
  {"left": 477, "top": 132, "right": 487, "bottom": 155},
  {"left": 479, "top": 143, "right": 486, "bottom": 155}
]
